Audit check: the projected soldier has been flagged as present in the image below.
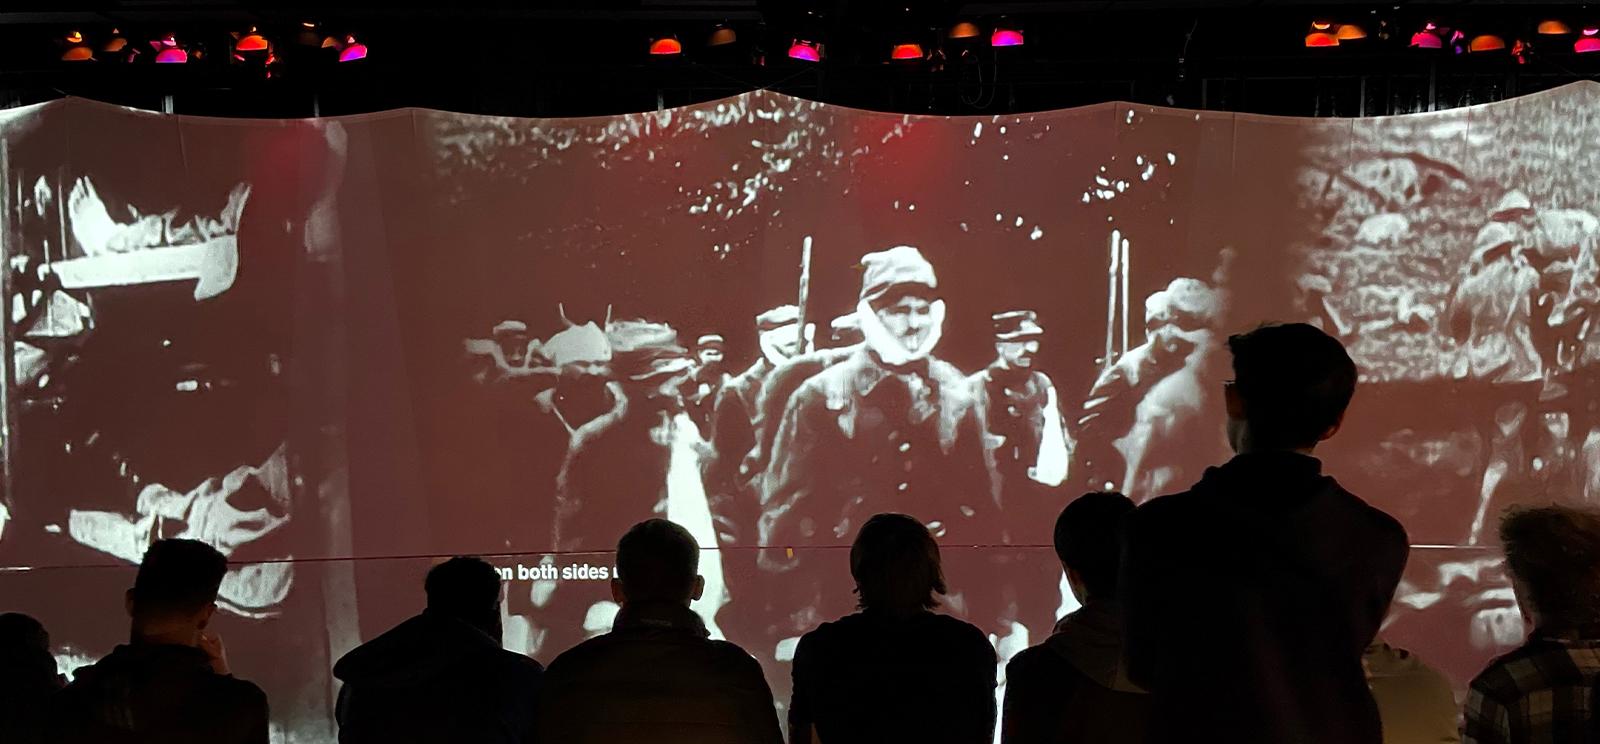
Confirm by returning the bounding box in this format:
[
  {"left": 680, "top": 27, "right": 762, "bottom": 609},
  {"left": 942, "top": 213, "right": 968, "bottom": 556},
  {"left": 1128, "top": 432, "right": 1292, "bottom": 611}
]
[
  {"left": 705, "top": 306, "right": 810, "bottom": 544},
  {"left": 1076, "top": 278, "right": 1227, "bottom": 502},
  {"left": 685, "top": 333, "right": 728, "bottom": 435},
  {"left": 758, "top": 245, "right": 998, "bottom": 637},
  {"left": 552, "top": 320, "right": 727, "bottom": 636}
]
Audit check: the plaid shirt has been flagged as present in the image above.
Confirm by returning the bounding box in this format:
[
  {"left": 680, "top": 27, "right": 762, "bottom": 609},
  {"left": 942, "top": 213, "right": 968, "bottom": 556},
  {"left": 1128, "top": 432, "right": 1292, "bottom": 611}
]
[{"left": 1461, "top": 627, "right": 1600, "bottom": 743}]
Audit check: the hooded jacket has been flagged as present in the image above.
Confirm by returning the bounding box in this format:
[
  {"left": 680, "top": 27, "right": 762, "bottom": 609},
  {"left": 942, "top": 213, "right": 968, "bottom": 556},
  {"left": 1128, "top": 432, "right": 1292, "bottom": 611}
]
[
  {"left": 47, "top": 643, "right": 268, "bottom": 744},
  {"left": 1122, "top": 452, "right": 1410, "bottom": 744},
  {"left": 1001, "top": 600, "right": 1150, "bottom": 744},
  {"left": 333, "top": 611, "right": 543, "bottom": 744}
]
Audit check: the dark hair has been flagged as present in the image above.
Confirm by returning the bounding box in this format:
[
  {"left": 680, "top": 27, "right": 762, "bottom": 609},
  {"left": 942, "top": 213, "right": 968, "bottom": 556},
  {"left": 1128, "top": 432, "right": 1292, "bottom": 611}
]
[
  {"left": 1054, "top": 492, "right": 1135, "bottom": 600},
  {"left": 0, "top": 612, "right": 49, "bottom": 652},
  {"left": 1227, "top": 323, "right": 1357, "bottom": 449},
  {"left": 1500, "top": 504, "right": 1600, "bottom": 628},
  {"left": 850, "top": 513, "right": 946, "bottom": 614},
  {"left": 870, "top": 284, "right": 935, "bottom": 311},
  {"left": 131, "top": 539, "right": 227, "bottom": 618},
  {"left": 616, "top": 519, "right": 699, "bottom": 604},
  {"left": 425, "top": 557, "right": 503, "bottom": 632}
]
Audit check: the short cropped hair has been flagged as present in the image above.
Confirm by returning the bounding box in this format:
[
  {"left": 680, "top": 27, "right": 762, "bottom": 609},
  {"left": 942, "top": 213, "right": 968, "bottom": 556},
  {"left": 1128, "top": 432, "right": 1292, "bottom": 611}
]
[
  {"left": 1228, "top": 323, "right": 1357, "bottom": 449},
  {"left": 0, "top": 612, "right": 49, "bottom": 653},
  {"left": 1500, "top": 504, "right": 1600, "bottom": 628},
  {"left": 425, "top": 556, "right": 503, "bottom": 628},
  {"left": 132, "top": 539, "right": 227, "bottom": 618},
  {"left": 1054, "top": 492, "right": 1136, "bottom": 600},
  {"left": 616, "top": 519, "right": 700, "bottom": 603},
  {"left": 850, "top": 513, "right": 946, "bottom": 614}
]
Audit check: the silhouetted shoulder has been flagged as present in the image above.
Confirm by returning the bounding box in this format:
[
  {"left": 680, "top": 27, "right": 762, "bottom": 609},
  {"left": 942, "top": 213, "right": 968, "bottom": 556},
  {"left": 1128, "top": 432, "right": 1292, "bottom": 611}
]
[
  {"left": 491, "top": 648, "right": 544, "bottom": 687},
  {"left": 707, "top": 639, "right": 768, "bottom": 679}
]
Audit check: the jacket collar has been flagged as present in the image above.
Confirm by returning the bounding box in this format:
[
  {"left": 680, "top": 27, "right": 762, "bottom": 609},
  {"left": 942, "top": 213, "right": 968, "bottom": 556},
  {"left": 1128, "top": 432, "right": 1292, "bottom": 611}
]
[{"left": 611, "top": 602, "right": 709, "bottom": 638}]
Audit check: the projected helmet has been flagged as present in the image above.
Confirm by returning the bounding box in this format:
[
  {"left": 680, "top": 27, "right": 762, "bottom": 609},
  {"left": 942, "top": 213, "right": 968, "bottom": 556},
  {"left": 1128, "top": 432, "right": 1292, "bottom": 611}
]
[
  {"left": 1491, "top": 190, "right": 1534, "bottom": 222},
  {"left": 858, "top": 245, "right": 938, "bottom": 305}
]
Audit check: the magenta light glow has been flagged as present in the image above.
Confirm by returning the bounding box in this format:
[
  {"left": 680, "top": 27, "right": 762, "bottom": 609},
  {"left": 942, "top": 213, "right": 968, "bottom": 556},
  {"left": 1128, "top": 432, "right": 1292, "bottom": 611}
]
[
  {"left": 155, "top": 48, "right": 188, "bottom": 63},
  {"left": 991, "top": 29, "right": 1024, "bottom": 47},
  {"left": 788, "top": 40, "right": 821, "bottom": 62}
]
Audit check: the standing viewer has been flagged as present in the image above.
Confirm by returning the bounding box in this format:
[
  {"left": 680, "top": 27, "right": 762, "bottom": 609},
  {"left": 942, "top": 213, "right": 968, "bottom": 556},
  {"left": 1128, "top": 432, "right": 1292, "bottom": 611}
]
[
  {"left": 1121, "top": 323, "right": 1409, "bottom": 743},
  {"left": 538, "top": 519, "right": 782, "bottom": 744},
  {"left": 789, "top": 513, "right": 997, "bottom": 744},
  {"left": 1462, "top": 504, "right": 1600, "bottom": 744},
  {"left": 47, "top": 539, "right": 269, "bottom": 744}
]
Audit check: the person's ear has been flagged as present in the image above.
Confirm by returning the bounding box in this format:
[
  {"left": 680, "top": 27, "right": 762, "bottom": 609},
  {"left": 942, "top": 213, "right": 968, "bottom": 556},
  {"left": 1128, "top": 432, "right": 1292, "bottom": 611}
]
[
  {"left": 691, "top": 575, "right": 706, "bottom": 602},
  {"left": 197, "top": 603, "right": 217, "bottom": 630},
  {"left": 1224, "top": 383, "right": 1246, "bottom": 419},
  {"left": 610, "top": 578, "right": 627, "bottom": 604},
  {"left": 1319, "top": 410, "right": 1346, "bottom": 442},
  {"left": 124, "top": 589, "right": 136, "bottom": 618}
]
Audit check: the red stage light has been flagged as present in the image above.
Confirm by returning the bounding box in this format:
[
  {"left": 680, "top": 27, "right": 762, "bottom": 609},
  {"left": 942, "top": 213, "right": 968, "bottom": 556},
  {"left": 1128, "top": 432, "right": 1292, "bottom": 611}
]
[
  {"left": 237, "top": 32, "right": 270, "bottom": 53},
  {"left": 61, "top": 46, "right": 94, "bottom": 62},
  {"left": 788, "top": 39, "right": 822, "bottom": 62},
  {"left": 991, "top": 28, "right": 1024, "bottom": 47},
  {"left": 102, "top": 29, "right": 127, "bottom": 53},
  {"left": 155, "top": 48, "right": 188, "bottom": 64},
  {"left": 1306, "top": 32, "right": 1339, "bottom": 48},
  {"left": 708, "top": 26, "right": 737, "bottom": 47},
  {"left": 891, "top": 43, "right": 923, "bottom": 60},
  {"left": 649, "top": 37, "right": 683, "bottom": 55},
  {"left": 65, "top": 30, "right": 84, "bottom": 44},
  {"left": 1539, "top": 20, "right": 1574, "bottom": 35},
  {"left": 1468, "top": 34, "right": 1506, "bottom": 52},
  {"left": 1337, "top": 24, "right": 1367, "bottom": 41}
]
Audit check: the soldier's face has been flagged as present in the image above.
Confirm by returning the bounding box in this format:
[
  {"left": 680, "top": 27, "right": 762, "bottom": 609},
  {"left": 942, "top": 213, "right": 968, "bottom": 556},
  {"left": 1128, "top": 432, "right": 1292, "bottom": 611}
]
[
  {"left": 696, "top": 348, "right": 724, "bottom": 368},
  {"left": 875, "top": 296, "right": 935, "bottom": 351},
  {"left": 760, "top": 326, "right": 804, "bottom": 359},
  {"left": 997, "top": 339, "right": 1038, "bottom": 368},
  {"left": 499, "top": 336, "right": 529, "bottom": 366}
]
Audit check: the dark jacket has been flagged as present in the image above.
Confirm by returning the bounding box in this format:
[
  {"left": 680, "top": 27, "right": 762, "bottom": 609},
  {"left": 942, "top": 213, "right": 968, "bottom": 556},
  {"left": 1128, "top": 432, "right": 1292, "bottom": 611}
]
[
  {"left": 759, "top": 349, "right": 999, "bottom": 570},
  {"left": 333, "top": 611, "right": 543, "bottom": 744},
  {"left": 47, "top": 643, "right": 268, "bottom": 744},
  {"left": 1002, "top": 600, "right": 1149, "bottom": 744},
  {"left": 1122, "top": 452, "right": 1409, "bottom": 744},
  {"left": 790, "top": 610, "right": 997, "bottom": 744},
  {"left": 538, "top": 602, "right": 782, "bottom": 744},
  {"left": 0, "top": 641, "right": 64, "bottom": 743}
]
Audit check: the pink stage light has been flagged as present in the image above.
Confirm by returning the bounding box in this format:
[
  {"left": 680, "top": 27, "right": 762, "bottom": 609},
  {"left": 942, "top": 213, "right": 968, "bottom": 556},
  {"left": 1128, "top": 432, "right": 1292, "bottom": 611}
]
[
  {"left": 1577, "top": 29, "right": 1600, "bottom": 53},
  {"left": 155, "top": 48, "right": 188, "bottom": 64},
  {"left": 1410, "top": 31, "right": 1443, "bottom": 49},
  {"left": 788, "top": 40, "right": 822, "bottom": 62},
  {"left": 339, "top": 42, "right": 369, "bottom": 62},
  {"left": 991, "top": 28, "right": 1024, "bottom": 47}
]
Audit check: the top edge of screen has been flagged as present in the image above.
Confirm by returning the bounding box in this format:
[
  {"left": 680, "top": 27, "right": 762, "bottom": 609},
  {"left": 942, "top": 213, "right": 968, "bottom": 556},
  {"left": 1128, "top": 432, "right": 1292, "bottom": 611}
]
[{"left": 20, "top": 79, "right": 1600, "bottom": 127}]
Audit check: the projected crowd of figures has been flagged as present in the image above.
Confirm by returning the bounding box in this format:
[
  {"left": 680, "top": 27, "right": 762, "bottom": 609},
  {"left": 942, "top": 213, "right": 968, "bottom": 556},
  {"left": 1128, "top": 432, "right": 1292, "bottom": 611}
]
[{"left": 2, "top": 84, "right": 1598, "bottom": 740}]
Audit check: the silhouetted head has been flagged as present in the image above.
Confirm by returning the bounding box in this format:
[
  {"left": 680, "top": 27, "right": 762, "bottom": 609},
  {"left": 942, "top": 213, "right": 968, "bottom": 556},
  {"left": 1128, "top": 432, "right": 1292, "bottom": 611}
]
[
  {"left": 612, "top": 519, "right": 704, "bottom": 606},
  {"left": 1224, "top": 323, "right": 1356, "bottom": 453},
  {"left": 1054, "top": 492, "right": 1135, "bottom": 604},
  {"left": 425, "top": 556, "right": 504, "bottom": 640},
  {"left": 850, "top": 513, "right": 946, "bottom": 616},
  {"left": 126, "top": 539, "right": 227, "bottom": 642},
  {"left": 0, "top": 613, "right": 48, "bottom": 655},
  {"left": 1500, "top": 504, "right": 1600, "bottom": 631}
]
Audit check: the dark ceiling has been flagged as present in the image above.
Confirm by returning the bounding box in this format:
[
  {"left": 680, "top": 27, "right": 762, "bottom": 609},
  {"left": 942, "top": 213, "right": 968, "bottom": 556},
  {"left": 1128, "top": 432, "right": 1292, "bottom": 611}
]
[{"left": 0, "top": 2, "right": 1596, "bottom": 119}]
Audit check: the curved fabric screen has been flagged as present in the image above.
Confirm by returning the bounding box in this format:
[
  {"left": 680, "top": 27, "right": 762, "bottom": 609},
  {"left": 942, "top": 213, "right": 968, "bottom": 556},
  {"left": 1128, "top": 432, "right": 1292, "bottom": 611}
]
[{"left": 2, "top": 82, "right": 1593, "bottom": 739}]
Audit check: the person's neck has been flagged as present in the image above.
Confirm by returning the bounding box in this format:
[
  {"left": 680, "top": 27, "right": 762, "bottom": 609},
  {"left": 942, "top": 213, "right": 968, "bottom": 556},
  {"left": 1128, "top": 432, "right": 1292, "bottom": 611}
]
[{"left": 130, "top": 622, "right": 199, "bottom": 648}]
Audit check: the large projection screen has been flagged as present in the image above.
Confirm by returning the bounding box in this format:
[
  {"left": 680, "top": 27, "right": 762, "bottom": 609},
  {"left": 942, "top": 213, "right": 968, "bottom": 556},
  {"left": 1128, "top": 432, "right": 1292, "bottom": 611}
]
[{"left": 4, "top": 83, "right": 1595, "bottom": 740}]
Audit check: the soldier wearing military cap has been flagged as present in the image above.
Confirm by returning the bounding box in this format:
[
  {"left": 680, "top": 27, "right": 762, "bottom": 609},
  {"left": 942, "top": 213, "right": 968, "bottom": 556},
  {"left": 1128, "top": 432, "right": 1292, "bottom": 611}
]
[
  {"left": 686, "top": 333, "right": 728, "bottom": 434},
  {"left": 757, "top": 246, "right": 999, "bottom": 636},
  {"left": 971, "top": 310, "right": 1071, "bottom": 493}
]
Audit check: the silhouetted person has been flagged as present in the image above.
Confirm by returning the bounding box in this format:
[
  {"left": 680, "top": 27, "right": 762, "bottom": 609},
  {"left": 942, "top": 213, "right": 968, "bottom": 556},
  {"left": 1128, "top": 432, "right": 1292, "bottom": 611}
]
[
  {"left": 1002, "top": 492, "right": 1149, "bottom": 744},
  {"left": 538, "top": 518, "right": 782, "bottom": 744},
  {"left": 333, "top": 556, "right": 543, "bottom": 744},
  {"left": 48, "top": 538, "right": 269, "bottom": 744},
  {"left": 1463, "top": 505, "right": 1600, "bottom": 743},
  {"left": 789, "top": 512, "right": 997, "bottom": 744},
  {"left": 1122, "top": 323, "right": 1409, "bottom": 744},
  {"left": 0, "top": 613, "right": 63, "bottom": 743}
]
